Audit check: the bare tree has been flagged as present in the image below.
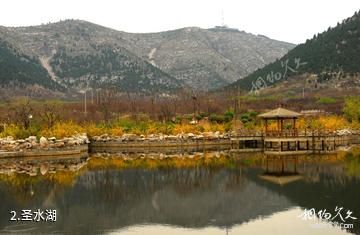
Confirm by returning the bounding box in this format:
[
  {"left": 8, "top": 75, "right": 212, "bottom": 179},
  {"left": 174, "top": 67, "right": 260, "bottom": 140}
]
[
  {"left": 99, "top": 88, "right": 118, "bottom": 123},
  {"left": 7, "top": 98, "right": 34, "bottom": 129},
  {"left": 38, "top": 102, "right": 61, "bottom": 128}
]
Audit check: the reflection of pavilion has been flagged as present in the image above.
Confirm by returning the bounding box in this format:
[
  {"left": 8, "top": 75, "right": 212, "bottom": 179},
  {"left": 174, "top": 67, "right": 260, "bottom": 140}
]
[
  {"left": 259, "top": 174, "right": 303, "bottom": 185},
  {"left": 260, "top": 155, "right": 303, "bottom": 185}
]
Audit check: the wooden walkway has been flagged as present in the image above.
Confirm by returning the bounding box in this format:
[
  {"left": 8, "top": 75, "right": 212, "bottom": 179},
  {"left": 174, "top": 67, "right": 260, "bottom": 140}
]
[{"left": 230, "top": 132, "right": 358, "bottom": 155}]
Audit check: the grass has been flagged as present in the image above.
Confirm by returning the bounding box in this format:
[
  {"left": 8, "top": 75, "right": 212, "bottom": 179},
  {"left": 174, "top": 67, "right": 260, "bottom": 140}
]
[{"left": 316, "top": 97, "right": 337, "bottom": 104}]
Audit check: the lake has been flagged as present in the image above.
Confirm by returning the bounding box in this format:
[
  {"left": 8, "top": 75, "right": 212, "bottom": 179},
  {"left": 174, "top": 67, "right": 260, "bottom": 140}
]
[{"left": 0, "top": 149, "right": 359, "bottom": 235}]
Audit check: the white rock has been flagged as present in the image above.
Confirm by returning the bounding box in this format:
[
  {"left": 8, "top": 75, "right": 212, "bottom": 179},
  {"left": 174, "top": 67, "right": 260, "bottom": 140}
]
[
  {"left": 5, "top": 136, "right": 14, "bottom": 141},
  {"left": 39, "top": 137, "right": 48, "bottom": 147},
  {"left": 27, "top": 136, "right": 37, "bottom": 142},
  {"left": 187, "top": 133, "right": 195, "bottom": 138},
  {"left": 122, "top": 134, "right": 137, "bottom": 141}
]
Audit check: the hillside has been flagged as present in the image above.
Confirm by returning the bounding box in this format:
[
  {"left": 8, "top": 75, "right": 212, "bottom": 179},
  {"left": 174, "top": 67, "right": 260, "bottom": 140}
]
[
  {"left": 0, "top": 27, "right": 64, "bottom": 97},
  {"left": 229, "top": 10, "right": 360, "bottom": 93},
  {"left": 120, "top": 26, "right": 294, "bottom": 90},
  {"left": 1, "top": 21, "right": 182, "bottom": 94},
  {"left": 0, "top": 20, "right": 294, "bottom": 95}
]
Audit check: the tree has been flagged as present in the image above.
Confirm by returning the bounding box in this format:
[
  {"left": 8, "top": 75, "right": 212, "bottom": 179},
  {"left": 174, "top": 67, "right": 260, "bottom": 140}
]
[
  {"left": 7, "top": 98, "right": 34, "bottom": 129},
  {"left": 343, "top": 97, "right": 360, "bottom": 123},
  {"left": 38, "top": 102, "right": 61, "bottom": 129},
  {"left": 99, "top": 88, "right": 118, "bottom": 123}
]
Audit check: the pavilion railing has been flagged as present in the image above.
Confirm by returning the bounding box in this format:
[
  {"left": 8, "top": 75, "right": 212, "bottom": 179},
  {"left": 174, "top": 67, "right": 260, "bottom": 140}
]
[{"left": 232, "top": 129, "right": 336, "bottom": 138}]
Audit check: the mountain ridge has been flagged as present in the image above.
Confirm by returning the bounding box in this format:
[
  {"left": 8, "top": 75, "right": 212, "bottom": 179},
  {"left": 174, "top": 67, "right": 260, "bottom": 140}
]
[
  {"left": 227, "top": 10, "right": 360, "bottom": 94},
  {"left": 0, "top": 19, "right": 295, "bottom": 96}
]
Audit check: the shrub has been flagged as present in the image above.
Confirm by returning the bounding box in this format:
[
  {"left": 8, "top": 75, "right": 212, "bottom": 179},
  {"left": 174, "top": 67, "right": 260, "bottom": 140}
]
[
  {"left": 173, "top": 123, "right": 200, "bottom": 134},
  {"left": 240, "top": 110, "right": 258, "bottom": 125},
  {"left": 0, "top": 124, "right": 41, "bottom": 139},
  {"left": 85, "top": 123, "right": 105, "bottom": 137},
  {"left": 343, "top": 97, "right": 360, "bottom": 123},
  {"left": 224, "top": 109, "right": 234, "bottom": 122},
  {"left": 317, "top": 97, "right": 337, "bottom": 104},
  {"left": 209, "top": 114, "right": 225, "bottom": 123},
  {"left": 41, "top": 121, "right": 84, "bottom": 138}
]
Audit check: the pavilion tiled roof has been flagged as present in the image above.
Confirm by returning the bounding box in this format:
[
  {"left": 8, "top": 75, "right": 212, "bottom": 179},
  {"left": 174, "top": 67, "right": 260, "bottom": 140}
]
[{"left": 258, "top": 107, "right": 302, "bottom": 119}]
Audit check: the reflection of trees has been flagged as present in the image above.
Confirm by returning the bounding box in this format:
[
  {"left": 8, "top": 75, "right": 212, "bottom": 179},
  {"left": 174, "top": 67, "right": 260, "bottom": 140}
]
[
  {"left": 344, "top": 149, "right": 360, "bottom": 179},
  {"left": 0, "top": 164, "right": 295, "bottom": 234},
  {"left": 0, "top": 174, "right": 42, "bottom": 206},
  {"left": 0, "top": 171, "right": 78, "bottom": 206},
  {"left": 1, "top": 151, "right": 360, "bottom": 234}
]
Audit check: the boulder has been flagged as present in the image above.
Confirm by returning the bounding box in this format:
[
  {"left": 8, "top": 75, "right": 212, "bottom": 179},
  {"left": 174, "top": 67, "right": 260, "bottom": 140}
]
[
  {"left": 39, "top": 137, "right": 48, "bottom": 147},
  {"left": 100, "top": 134, "right": 109, "bottom": 139},
  {"left": 5, "top": 136, "right": 14, "bottom": 141},
  {"left": 165, "top": 135, "right": 178, "bottom": 141},
  {"left": 54, "top": 141, "right": 65, "bottom": 148},
  {"left": 23, "top": 142, "right": 33, "bottom": 149},
  {"left": 187, "top": 133, "right": 195, "bottom": 138},
  {"left": 68, "top": 140, "right": 79, "bottom": 146},
  {"left": 195, "top": 134, "right": 204, "bottom": 140},
  {"left": 16, "top": 139, "right": 26, "bottom": 144},
  {"left": 122, "top": 134, "right": 137, "bottom": 141},
  {"left": 203, "top": 132, "right": 218, "bottom": 140},
  {"left": 26, "top": 136, "right": 37, "bottom": 143}
]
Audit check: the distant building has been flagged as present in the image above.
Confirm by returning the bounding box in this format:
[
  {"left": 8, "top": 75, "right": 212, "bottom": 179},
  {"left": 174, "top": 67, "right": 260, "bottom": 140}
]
[{"left": 300, "top": 110, "right": 328, "bottom": 116}]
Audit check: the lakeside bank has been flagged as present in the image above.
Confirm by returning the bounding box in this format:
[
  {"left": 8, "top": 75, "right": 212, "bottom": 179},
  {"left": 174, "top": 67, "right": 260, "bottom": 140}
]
[{"left": 0, "top": 130, "right": 359, "bottom": 159}]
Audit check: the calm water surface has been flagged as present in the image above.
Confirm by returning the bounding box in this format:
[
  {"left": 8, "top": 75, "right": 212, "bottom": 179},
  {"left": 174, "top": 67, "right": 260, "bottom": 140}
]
[{"left": 0, "top": 150, "right": 359, "bottom": 235}]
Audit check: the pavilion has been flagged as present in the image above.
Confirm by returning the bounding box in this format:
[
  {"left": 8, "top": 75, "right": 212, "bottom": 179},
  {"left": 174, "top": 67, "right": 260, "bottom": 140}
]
[
  {"left": 258, "top": 107, "right": 302, "bottom": 137},
  {"left": 230, "top": 107, "right": 339, "bottom": 155}
]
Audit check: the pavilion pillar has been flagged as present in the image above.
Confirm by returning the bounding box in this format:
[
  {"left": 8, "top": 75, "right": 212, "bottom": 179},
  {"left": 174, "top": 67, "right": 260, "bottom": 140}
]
[
  {"left": 293, "top": 118, "right": 296, "bottom": 136},
  {"left": 265, "top": 119, "right": 268, "bottom": 135}
]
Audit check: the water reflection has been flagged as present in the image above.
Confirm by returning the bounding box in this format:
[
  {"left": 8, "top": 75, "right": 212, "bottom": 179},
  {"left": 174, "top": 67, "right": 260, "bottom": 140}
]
[{"left": 0, "top": 149, "right": 359, "bottom": 235}]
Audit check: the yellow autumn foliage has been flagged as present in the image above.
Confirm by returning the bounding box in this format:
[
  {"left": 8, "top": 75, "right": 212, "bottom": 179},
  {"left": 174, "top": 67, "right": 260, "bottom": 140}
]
[
  {"left": 173, "top": 124, "right": 201, "bottom": 134},
  {"left": 41, "top": 121, "right": 85, "bottom": 138},
  {"left": 86, "top": 154, "right": 235, "bottom": 170}
]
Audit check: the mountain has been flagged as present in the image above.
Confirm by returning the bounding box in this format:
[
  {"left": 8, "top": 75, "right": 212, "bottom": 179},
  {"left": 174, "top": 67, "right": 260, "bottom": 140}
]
[
  {"left": 0, "top": 20, "right": 294, "bottom": 96},
  {"left": 0, "top": 21, "right": 182, "bottom": 95},
  {"left": 228, "top": 10, "right": 360, "bottom": 94},
  {"left": 0, "top": 27, "right": 65, "bottom": 97},
  {"left": 120, "top": 26, "right": 294, "bottom": 90}
]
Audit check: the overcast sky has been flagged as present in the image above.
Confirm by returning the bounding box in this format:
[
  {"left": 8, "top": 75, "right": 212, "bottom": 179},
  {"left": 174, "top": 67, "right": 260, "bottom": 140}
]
[{"left": 1, "top": 0, "right": 359, "bottom": 44}]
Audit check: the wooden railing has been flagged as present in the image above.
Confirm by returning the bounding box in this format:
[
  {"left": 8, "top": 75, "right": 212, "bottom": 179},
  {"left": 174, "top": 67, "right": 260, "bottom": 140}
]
[
  {"left": 264, "top": 130, "right": 298, "bottom": 137},
  {"left": 232, "top": 129, "right": 336, "bottom": 138}
]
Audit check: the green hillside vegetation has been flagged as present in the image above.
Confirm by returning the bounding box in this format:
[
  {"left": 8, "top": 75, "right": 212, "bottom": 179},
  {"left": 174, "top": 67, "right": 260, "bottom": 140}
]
[
  {"left": 50, "top": 45, "right": 182, "bottom": 93},
  {"left": 231, "top": 10, "right": 360, "bottom": 91},
  {"left": 0, "top": 40, "right": 62, "bottom": 90}
]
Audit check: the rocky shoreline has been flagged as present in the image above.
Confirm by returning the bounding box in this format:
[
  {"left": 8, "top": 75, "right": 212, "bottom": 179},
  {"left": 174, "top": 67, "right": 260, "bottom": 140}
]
[
  {"left": 0, "top": 131, "right": 234, "bottom": 158},
  {"left": 91, "top": 131, "right": 232, "bottom": 142},
  {"left": 0, "top": 134, "right": 89, "bottom": 157},
  {"left": 1, "top": 129, "right": 359, "bottom": 158}
]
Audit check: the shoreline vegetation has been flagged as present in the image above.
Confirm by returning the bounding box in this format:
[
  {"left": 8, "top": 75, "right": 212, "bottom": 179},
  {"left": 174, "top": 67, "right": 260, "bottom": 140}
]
[{"left": 0, "top": 96, "right": 359, "bottom": 154}]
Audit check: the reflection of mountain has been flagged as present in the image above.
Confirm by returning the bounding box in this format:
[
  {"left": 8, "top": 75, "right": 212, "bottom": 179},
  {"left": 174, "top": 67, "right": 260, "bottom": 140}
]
[
  {"left": 0, "top": 157, "right": 359, "bottom": 234},
  {"left": 0, "top": 167, "right": 294, "bottom": 234}
]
